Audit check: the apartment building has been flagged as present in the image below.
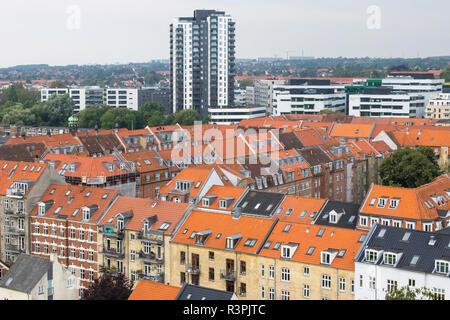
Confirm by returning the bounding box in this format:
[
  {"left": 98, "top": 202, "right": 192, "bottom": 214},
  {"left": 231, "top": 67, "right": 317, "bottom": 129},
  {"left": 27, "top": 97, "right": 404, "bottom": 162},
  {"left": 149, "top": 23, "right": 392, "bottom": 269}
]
[
  {"left": 348, "top": 87, "right": 426, "bottom": 118},
  {"left": 355, "top": 224, "right": 450, "bottom": 300},
  {"left": 425, "top": 93, "right": 450, "bottom": 119},
  {"left": 96, "top": 197, "right": 191, "bottom": 285},
  {"left": 357, "top": 174, "right": 450, "bottom": 232},
  {"left": 0, "top": 161, "right": 65, "bottom": 264},
  {"left": 30, "top": 184, "right": 119, "bottom": 296},
  {"left": 170, "top": 10, "right": 235, "bottom": 117},
  {"left": 273, "top": 79, "right": 346, "bottom": 116},
  {"left": 208, "top": 105, "right": 266, "bottom": 125},
  {"left": 254, "top": 79, "right": 286, "bottom": 114}
]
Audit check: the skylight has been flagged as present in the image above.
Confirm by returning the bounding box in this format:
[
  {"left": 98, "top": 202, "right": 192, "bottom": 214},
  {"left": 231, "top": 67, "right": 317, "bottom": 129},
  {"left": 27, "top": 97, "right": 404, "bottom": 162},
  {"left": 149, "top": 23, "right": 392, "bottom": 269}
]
[
  {"left": 273, "top": 242, "right": 282, "bottom": 250},
  {"left": 275, "top": 207, "right": 283, "bottom": 215},
  {"left": 216, "top": 233, "right": 222, "bottom": 239},
  {"left": 410, "top": 255, "right": 420, "bottom": 266},
  {"left": 306, "top": 247, "right": 315, "bottom": 255},
  {"left": 358, "top": 234, "right": 367, "bottom": 243},
  {"left": 102, "top": 193, "right": 109, "bottom": 199},
  {"left": 348, "top": 216, "right": 356, "bottom": 223},
  {"left": 283, "top": 224, "right": 292, "bottom": 233},
  {"left": 30, "top": 166, "right": 35, "bottom": 172},
  {"left": 36, "top": 166, "right": 42, "bottom": 173},
  {"left": 85, "top": 191, "right": 91, "bottom": 198},
  {"left": 254, "top": 203, "right": 261, "bottom": 210},
  {"left": 65, "top": 190, "right": 71, "bottom": 196},
  {"left": 50, "top": 188, "right": 56, "bottom": 195},
  {"left": 316, "top": 228, "right": 325, "bottom": 237},
  {"left": 285, "top": 209, "right": 293, "bottom": 216},
  {"left": 182, "top": 229, "right": 188, "bottom": 234},
  {"left": 264, "top": 241, "right": 272, "bottom": 249},
  {"left": 377, "top": 229, "right": 386, "bottom": 238},
  {"left": 72, "top": 208, "right": 79, "bottom": 217},
  {"left": 159, "top": 222, "right": 171, "bottom": 231},
  {"left": 402, "top": 232, "right": 411, "bottom": 242},
  {"left": 266, "top": 204, "right": 273, "bottom": 211},
  {"left": 244, "top": 239, "right": 257, "bottom": 247},
  {"left": 338, "top": 249, "right": 346, "bottom": 258},
  {"left": 300, "top": 210, "right": 307, "bottom": 218},
  {"left": 369, "top": 198, "right": 377, "bottom": 206},
  {"left": 23, "top": 165, "right": 29, "bottom": 171}
]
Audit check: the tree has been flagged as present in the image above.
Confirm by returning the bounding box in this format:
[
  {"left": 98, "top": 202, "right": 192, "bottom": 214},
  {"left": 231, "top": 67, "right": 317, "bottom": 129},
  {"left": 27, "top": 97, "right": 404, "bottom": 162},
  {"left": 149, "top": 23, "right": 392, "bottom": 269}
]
[
  {"left": 318, "top": 109, "right": 342, "bottom": 115},
  {"left": 42, "top": 94, "right": 75, "bottom": 127},
  {"left": 385, "top": 286, "right": 437, "bottom": 300},
  {"left": 440, "top": 65, "right": 450, "bottom": 82},
  {"left": 239, "top": 79, "right": 254, "bottom": 89},
  {"left": 81, "top": 271, "right": 134, "bottom": 300},
  {"left": 48, "top": 80, "right": 67, "bottom": 88},
  {"left": 1, "top": 104, "right": 37, "bottom": 125},
  {"left": 379, "top": 147, "right": 442, "bottom": 188},
  {"left": 77, "top": 105, "right": 111, "bottom": 128},
  {"left": 173, "top": 109, "right": 202, "bottom": 126}
]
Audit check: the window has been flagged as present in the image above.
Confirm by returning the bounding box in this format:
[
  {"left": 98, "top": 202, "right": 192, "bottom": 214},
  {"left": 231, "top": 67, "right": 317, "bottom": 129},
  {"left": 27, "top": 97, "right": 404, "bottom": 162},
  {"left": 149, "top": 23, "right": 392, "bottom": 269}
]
[
  {"left": 38, "top": 285, "right": 44, "bottom": 295},
  {"left": 351, "top": 280, "right": 355, "bottom": 294},
  {"left": 359, "top": 216, "right": 368, "bottom": 227},
  {"left": 209, "top": 268, "right": 215, "bottom": 281},
  {"left": 269, "top": 266, "right": 275, "bottom": 280},
  {"left": 269, "top": 288, "right": 275, "bottom": 300},
  {"left": 261, "top": 286, "right": 265, "bottom": 299},
  {"left": 408, "top": 279, "right": 416, "bottom": 287},
  {"left": 435, "top": 260, "right": 449, "bottom": 274},
  {"left": 281, "top": 290, "right": 290, "bottom": 300},
  {"left": 43, "top": 225, "right": 48, "bottom": 235},
  {"left": 406, "top": 221, "right": 416, "bottom": 229},
  {"left": 88, "top": 251, "right": 93, "bottom": 261},
  {"left": 322, "top": 275, "right": 331, "bottom": 289},
  {"left": 303, "top": 284, "right": 310, "bottom": 298},
  {"left": 303, "top": 266, "right": 310, "bottom": 276},
  {"left": 377, "top": 197, "right": 387, "bottom": 208},
  {"left": 423, "top": 223, "right": 432, "bottom": 232},
  {"left": 89, "top": 271, "right": 94, "bottom": 282},
  {"left": 387, "top": 279, "right": 398, "bottom": 292},
  {"left": 240, "top": 261, "right": 246, "bottom": 275},
  {"left": 130, "top": 250, "right": 135, "bottom": 262},
  {"left": 360, "top": 275, "right": 363, "bottom": 287},
  {"left": 281, "top": 246, "right": 293, "bottom": 259},
  {"left": 365, "top": 249, "right": 379, "bottom": 262},
  {"left": 369, "top": 276, "right": 376, "bottom": 290},
  {"left": 281, "top": 268, "right": 290, "bottom": 282},
  {"left": 384, "top": 253, "right": 397, "bottom": 266},
  {"left": 261, "top": 264, "right": 265, "bottom": 278},
  {"left": 392, "top": 220, "right": 402, "bottom": 228},
  {"left": 432, "top": 288, "right": 446, "bottom": 300},
  {"left": 389, "top": 199, "right": 400, "bottom": 209},
  {"left": 321, "top": 252, "right": 331, "bottom": 265},
  {"left": 79, "top": 230, "right": 84, "bottom": 241},
  {"left": 180, "top": 251, "right": 186, "bottom": 265},
  {"left": 209, "top": 251, "right": 214, "bottom": 261},
  {"left": 339, "top": 278, "right": 346, "bottom": 292}
]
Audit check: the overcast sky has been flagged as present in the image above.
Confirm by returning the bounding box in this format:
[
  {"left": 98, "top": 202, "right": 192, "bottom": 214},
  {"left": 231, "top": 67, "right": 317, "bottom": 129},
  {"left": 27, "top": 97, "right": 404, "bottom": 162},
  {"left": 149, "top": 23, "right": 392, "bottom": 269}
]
[{"left": 0, "top": 0, "right": 448, "bottom": 67}]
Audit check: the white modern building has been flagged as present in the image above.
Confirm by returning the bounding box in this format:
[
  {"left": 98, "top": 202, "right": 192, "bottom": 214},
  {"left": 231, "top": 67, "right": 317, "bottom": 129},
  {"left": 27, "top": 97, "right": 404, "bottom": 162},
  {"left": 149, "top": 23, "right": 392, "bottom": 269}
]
[
  {"left": 41, "top": 87, "right": 155, "bottom": 112},
  {"left": 272, "top": 79, "right": 346, "bottom": 115},
  {"left": 348, "top": 87, "right": 426, "bottom": 118},
  {"left": 234, "top": 89, "right": 247, "bottom": 107},
  {"left": 254, "top": 79, "right": 286, "bottom": 114},
  {"left": 383, "top": 73, "right": 444, "bottom": 105},
  {"left": 425, "top": 93, "right": 450, "bottom": 119},
  {"left": 208, "top": 105, "right": 266, "bottom": 125},
  {"left": 170, "top": 10, "right": 235, "bottom": 118},
  {"left": 354, "top": 224, "right": 450, "bottom": 300},
  {"left": 245, "top": 86, "right": 255, "bottom": 105}
]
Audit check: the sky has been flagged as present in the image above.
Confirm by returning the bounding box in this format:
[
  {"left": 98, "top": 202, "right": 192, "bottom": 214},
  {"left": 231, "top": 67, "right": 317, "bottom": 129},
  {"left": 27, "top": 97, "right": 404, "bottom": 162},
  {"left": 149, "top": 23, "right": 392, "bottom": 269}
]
[{"left": 0, "top": 0, "right": 449, "bottom": 67}]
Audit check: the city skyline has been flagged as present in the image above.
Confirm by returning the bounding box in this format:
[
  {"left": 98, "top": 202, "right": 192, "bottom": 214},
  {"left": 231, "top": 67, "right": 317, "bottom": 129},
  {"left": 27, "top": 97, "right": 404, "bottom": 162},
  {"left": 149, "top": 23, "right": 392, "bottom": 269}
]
[{"left": 0, "top": 0, "right": 449, "bottom": 68}]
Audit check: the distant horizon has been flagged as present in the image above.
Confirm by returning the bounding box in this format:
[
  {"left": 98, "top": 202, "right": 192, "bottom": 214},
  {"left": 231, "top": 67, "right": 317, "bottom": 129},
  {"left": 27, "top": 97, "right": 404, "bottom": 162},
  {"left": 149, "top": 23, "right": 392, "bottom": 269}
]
[{"left": 2, "top": 54, "right": 450, "bottom": 69}]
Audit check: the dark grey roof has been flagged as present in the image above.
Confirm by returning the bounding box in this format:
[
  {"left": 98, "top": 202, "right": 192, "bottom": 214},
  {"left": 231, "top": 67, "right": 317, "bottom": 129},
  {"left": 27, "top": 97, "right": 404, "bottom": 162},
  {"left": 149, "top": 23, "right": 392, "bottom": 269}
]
[
  {"left": 235, "top": 190, "right": 285, "bottom": 217},
  {"left": 355, "top": 224, "right": 450, "bottom": 274},
  {"left": 314, "top": 200, "right": 360, "bottom": 229},
  {"left": 297, "top": 146, "right": 332, "bottom": 166},
  {"left": 0, "top": 254, "right": 52, "bottom": 293},
  {"left": 175, "top": 284, "right": 235, "bottom": 300},
  {"left": 279, "top": 132, "right": 304, "bottom": 149}
]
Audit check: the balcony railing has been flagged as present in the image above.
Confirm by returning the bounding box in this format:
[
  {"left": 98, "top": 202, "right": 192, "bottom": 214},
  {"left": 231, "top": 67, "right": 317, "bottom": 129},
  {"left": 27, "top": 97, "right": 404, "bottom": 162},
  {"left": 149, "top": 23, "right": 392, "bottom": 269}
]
[
  {"left": 4, "top": 226, "right": 25, "bottom": 236},
  {"left": 4, "top": 210, "right": 25, "bottom": 217},
  {"left": 99, "top": 227, "right": 124, "bottom": 239},
  {"left": 187, "top": 264, "right": 201, "bottom": 275},
  {"left": 101, "top": 248, "right": 125, "bottom": 259},
  {"left": 6, "top": 189, "right": 25, "bottom": 199},
  {"left": 220, "top": 269, "right": 236, "bottom": 281},
  {"left": 6, "top": 244, "right": 24, "bottom": 253},
  {"left": 137, "top": 231, "right": 164, "bottom": 244},
  {"left": 137, "top": 271, "right": 164, "bottom": 283},
  {"left": 137, "top": 251, "right": 164, "bottom": 264}
]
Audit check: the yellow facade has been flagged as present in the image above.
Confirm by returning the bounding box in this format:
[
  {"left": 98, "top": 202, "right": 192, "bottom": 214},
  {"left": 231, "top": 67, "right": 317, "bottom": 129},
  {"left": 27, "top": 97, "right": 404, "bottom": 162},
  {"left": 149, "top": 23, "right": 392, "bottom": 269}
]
[{"left": 168, "top": 241, "right": 355, "bottom": 300}]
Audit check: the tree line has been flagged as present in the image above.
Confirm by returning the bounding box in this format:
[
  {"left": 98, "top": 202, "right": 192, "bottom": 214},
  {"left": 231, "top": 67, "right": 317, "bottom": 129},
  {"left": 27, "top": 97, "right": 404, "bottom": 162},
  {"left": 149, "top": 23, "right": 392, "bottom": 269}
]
[{"left": 0, "top": 83, "right": 204, "bottom": 129}]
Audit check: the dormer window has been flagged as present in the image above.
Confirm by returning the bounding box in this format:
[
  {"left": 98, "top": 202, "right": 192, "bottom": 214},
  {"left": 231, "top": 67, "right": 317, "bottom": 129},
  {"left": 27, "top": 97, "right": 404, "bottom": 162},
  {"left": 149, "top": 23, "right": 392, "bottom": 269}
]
[
  {"left": 377, "top": 197, "right": 388, "bottom": 208},
  {"left": 281, "top": 246, "right": 292, "bottom": 259},
  {"left": 369, "top": 198, "right": 377, "bottom": 206},
  {"left": 117, "top": 217, "right": 124, "bottom": 230},
  {"left": 226, "top": 234, "right": 241, "bottom": 249},
  {"left": 435, "top": 260, "right": 449, "bottom": 275},
  {"left": 82, "top": 208, "right": 91, "bottom": 221},
  {"left": 365, "top": 249, "right": 379, "bottom": 263},
  {"left": 219, "top": 200, "right": 228, "bottom": 209},
  {"left": 406, "top": 221, "right": 416, "bottom": 230},
  {"left": 329, "top": 210, "right": 341, "bottom": 224},
  {"left": 38, "top": 203, "right": 46, "bottom": 216},
  {"left": 370, "top": 217, "right": 380, "bottom": 226},
  {"left": 383, "top": 252, "right": 398, "bottom": 266},
  {"left": 389, "top": 198, "right": 400, "bottom": 209},
  {"left": 321, "top": 252, "right": 331, "bottom": 265},
  {"left": 359, "top": 216, "right": 368, "bottom": 227},
  {"left": 202, "top": 198, "right": 210, "bottom": 207}
]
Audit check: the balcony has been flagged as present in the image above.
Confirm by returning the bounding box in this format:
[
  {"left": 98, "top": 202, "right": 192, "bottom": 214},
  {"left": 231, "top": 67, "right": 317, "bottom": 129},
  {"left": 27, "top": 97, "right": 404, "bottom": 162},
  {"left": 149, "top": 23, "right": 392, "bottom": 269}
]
[
  {"left": 220, "top": 269, "right": 236, "bottom": 281},
  {"left": 4, "top": 210, "right": 25, "bottom": 217},
  {"left": 6, "top": 244, "right": 24, "bottom": 254},
  {"left": 187, "top": 264, "right": 201, "bottom": 275},
  {"left": 4, "top": 226, "right": 25, "bottom": 236},
  {"left": 99, "top": 226, "right": 124, "bottom": 239},
  {"left": 6, "top": 188, "right": 25, "bottom": 199},
  {"left": 137, "top": 251, "right": 164, "bottom": 264},
  {"left": 101, "top": 248, "right": 125, "bottom": 259},
  {"left": 137, "top": 271, "right": 164, "bottom": 283},
  {"left": 137, "top": 231, "right": 164, "bottom": 245}
]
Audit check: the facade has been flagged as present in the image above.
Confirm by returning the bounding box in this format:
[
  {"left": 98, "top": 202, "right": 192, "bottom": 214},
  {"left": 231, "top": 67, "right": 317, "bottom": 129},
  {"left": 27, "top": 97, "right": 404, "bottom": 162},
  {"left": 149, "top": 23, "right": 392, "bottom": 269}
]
[
  {"left": 96, "top": 197, "right": 191, "bottom": 285},
  {"left": 254, "top": 79, "right": 286, "bottom": 114},
  {"left": 0, "top": 161, "right": 65, "bottom": 264},
  {"left": 273, "top": 79, "right": 346, "bottom": 116},
  {"left": 208, "top": 105, "right": 266, "bottom": 125},
  {"left": 30, "top": 184, "right": 119, "bottom": 296},
  {"left": 0, "top": 254, "right": 79, "bottom": 300},
  {"left": 425, "top": 93, "right": 450, "bottom": 120},
  {"left": 355, "top": 224, "right": 450, "bottom": 300},
  {"left": 357, "top": 175, "right": 450, "bottom": 233},
  {"left": 348, "top": 87, "right": 426, "bottom": 118},
  {"left": 170, "top": 10, "right": 235, "bottom": 117},
  {"left": 245, "top": 86, "right": 255, "bottom": 105}
]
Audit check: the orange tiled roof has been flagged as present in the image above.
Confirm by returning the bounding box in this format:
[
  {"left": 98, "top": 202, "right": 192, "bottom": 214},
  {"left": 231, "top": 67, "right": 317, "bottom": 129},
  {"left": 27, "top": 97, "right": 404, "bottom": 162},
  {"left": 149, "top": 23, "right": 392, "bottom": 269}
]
[
  {"left": 276, "top": 195, "right": 326, "bottom": 224},
  {"left": 389, "top": 128, "right": 450, "bottom": 147},
  {"left": 330, "top": 123, "right": 374, "bottom": 139},
  {"left": 197, "top": 185, "right": 247, "bottom": 211},
  {"left": 30, "top": 184, "right": 118, "bottom": 223},
  {"left": 122, "top": 150, "right": 167, "bottom": 173},
  {"left": 5, "top": 133, "right": 82, "bottom": 149},
  {"left": 259, "top": 223, "right": 366, "bottom": 270},
  {"left": 0, "top": 161, "right": 48, "bottom": 195},
  {"left": 128, "top": 280, "right": 180, "bottom": 300},
  {"left": 98, "top": 196, "right": 189, "bottom": 234},
  {"left": 172, "top": 210, "right": 276, "bottom": 254}
]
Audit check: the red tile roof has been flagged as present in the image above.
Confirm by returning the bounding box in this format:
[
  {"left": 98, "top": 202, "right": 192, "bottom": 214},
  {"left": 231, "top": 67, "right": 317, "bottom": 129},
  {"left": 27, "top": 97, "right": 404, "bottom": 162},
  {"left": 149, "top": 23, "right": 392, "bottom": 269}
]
[
  {"left": 128, "top": 280, "right": 180, "bottom": 300},
  {"left": 0, "top": 161, "right": 48, "bottom": 195}
]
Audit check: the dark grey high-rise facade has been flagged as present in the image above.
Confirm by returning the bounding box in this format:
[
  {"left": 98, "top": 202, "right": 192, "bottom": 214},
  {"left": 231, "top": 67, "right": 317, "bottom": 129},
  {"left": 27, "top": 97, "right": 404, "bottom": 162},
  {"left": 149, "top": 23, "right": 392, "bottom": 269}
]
[{"left": 170, "top": 10, "right": 235, "bottom": 118}]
